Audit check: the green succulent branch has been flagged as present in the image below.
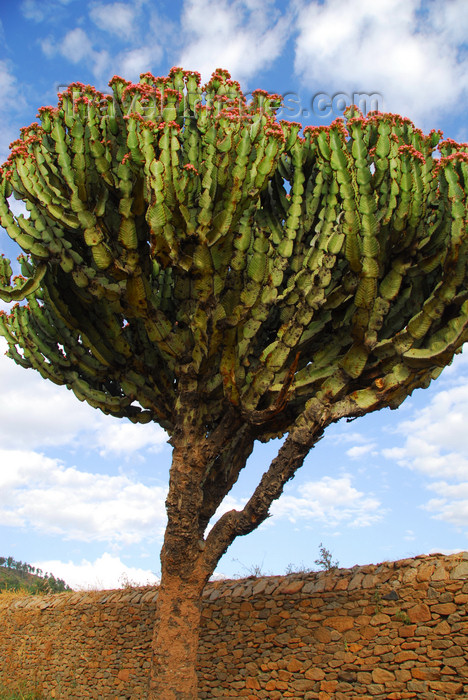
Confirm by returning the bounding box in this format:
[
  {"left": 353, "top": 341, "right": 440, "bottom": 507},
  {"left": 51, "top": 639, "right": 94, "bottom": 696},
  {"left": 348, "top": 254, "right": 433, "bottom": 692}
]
[
  {"left": 0, "top": 67, "right": 468, "bottom": 451},
  {"left": 2, "top": 67, "right": 468, "bottom": 698},
  {"left": 0, "top": 256, "right": 47, "bottom": 303}
]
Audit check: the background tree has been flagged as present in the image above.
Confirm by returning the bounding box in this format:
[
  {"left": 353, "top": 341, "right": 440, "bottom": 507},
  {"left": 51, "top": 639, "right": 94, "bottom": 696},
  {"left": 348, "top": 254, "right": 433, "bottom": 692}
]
[{"left": 0, "top": 67, "right": 467, "bottom": 699}]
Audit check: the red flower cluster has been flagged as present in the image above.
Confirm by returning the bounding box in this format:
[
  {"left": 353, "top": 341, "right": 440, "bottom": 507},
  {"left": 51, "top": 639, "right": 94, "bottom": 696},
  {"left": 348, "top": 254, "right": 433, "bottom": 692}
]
[
  {"left": 122, "top": 82, "right": 165, "bottom": 103},
  {"left": 183, "top": 70, "right": 202, "bottom": 85},
  {"left": 109, "top": 75, "right": 131, "bottom": 88},
  {"left": 427, "top": 128, "right": 443, "bottom": 141},
  {"left": 160, "top": 120, "right": 181, "bottom": 131},
  {"left": 280, "top": 120, "right": 304, "bottom": 143},
  {"left": 138, "top": 72, "right": 155, "bottom": 82},
  {"left": 265, "top": 124, "right": 286, "bottom": 143},
  {"left": 281, "top": 120, "right": 302, "bottom": 130},
  {"left": 303, "top": 125, "right": 331, "bottom": 138},
  {"left": 20, "top": 123, "right": 40, "bottom": 138},
  {"left": 439, "top": 138, "right": 468, "bottom": 156},
  {"left": 398, "top": 144, "right": 426, "bottom": 164},
  {"left": 203, "top": 68, "right": 233, "bottom": 92},
  {"left": 330, "top": 118, "right": 348, "bottom": 138},
  {"left": 433, "top": 150, "right": 468, "bottom": 178},
  {"left": 343, "top": 105, "right": 364, "bottom": 119},
  {"left": 183, "top": 164, "right": 198, "bottom": 175},
  {"left": 346, "top": 116, "right": 366, "bottom": 129},
  {"left": 62, "top": 81, "right": 99, "bottom": 95},
  {"left": 252, "top": 89, "right": 269, "bottom": 98},
  {"left": 439, "top": 151, "right": 468, "bottom": 165},
  {"left": 57, "top": 81, "right": 104, "bottom": 112},
  {"left": 6, "top": 128, "right": 41, "bottom": 167},
  {"left": 225, "top": 78, "right": 242, "bottom": 93},
  {"left": 36, "top": 106, "right": 58, "bottom": 118},
  {"left": 215, "top": 108, "right": 249, "bottom": 124}
]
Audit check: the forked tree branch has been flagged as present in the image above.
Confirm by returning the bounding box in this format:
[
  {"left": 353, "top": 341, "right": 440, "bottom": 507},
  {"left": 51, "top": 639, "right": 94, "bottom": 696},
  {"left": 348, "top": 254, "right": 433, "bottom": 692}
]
[
  {"left": 202, "top": 401, "right": 327, "bottom": 572},
  {"left": 198, "top": 425, "right": 255, "bottom": 537},
  {"left": 201, "top": 392, "right": 383, "bottom": 573}
]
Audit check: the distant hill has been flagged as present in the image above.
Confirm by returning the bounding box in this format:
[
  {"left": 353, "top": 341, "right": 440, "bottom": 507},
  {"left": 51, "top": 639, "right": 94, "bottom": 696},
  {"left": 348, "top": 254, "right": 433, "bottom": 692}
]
[{"left": 0, "top": 556, "right": 72, "bottom": 594}]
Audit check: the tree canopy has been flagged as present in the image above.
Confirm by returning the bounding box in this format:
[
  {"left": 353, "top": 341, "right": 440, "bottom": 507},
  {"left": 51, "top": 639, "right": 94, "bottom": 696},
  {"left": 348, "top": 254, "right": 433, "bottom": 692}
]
[
  {"left": 1, "top": 67, "right": 467, "bottom": 449},
  {"left": 1, "top": 66, "right": 468, "bottom": 698}
]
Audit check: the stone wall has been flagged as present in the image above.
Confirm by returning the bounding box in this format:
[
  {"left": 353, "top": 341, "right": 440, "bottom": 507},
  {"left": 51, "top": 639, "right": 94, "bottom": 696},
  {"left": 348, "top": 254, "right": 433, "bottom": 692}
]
[{"left": 0, "top": 552, "right": 467, "bottom": 699}]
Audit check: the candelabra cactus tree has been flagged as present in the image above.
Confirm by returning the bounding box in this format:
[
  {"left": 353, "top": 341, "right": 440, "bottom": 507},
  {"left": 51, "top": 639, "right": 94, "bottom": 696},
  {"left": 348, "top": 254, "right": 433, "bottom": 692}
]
[{"left": 1, "top": 67, "right": 468, "bottom": 698}]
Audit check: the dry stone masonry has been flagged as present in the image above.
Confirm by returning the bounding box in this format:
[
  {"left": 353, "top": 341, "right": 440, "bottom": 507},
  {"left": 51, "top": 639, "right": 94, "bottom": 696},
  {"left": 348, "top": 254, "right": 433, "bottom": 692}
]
[{"left": 0, "top": 552, "right": 467, "bottom": 699}]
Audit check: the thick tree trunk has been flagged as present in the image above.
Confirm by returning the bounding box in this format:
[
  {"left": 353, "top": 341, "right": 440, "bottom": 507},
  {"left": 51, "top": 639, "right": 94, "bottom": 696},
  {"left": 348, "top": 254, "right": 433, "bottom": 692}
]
[
  {"left": 148, "top": 423, "right": 213, "bottom": 700},
  {"left": 148, "top": 567, "right": 206, "bottom": 699},
  {"left": 146, "top": 397, "right": 331, "bottom": 698}
]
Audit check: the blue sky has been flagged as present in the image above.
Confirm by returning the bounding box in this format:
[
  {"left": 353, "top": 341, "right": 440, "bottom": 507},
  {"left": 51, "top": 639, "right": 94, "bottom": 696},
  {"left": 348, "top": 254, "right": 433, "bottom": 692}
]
[{"left": 1, "top": 0, "right": 468, "bottom": 589}]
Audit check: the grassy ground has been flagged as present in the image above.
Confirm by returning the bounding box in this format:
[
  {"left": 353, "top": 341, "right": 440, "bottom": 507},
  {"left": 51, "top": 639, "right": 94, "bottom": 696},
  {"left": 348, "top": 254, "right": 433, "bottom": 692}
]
[
  {"left": 0, "top": 565, "right": 70, "bottom": 595},
  {"left": 0, "top": 691, "right": 42, "bottom": 699},
  {"left": 0, "top": 681, "right": 43, "bottom": 699}
]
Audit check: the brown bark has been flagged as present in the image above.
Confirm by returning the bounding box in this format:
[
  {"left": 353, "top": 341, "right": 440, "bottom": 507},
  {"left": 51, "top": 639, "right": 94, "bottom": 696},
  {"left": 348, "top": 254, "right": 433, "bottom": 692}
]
[
  {"left": 148, "top": 421, "right": 220, "bottom": 699},
  {"left": 147, "top": 402, "right": 326, "bottom": 698},
  {"left": 202, "top": 395, "right": 361, "bottom": 571},
  {"left": 147, "top": 392, "right": 368, "bottom": 697},
  {"left": 149, "top": 568, "right": 206, "bottom": 699},
  {"left": 203, "top": 416, "right": 324, "bottom": 570},
  {"left": 198, "top": 424, "right": 254, "bottom": 533}
]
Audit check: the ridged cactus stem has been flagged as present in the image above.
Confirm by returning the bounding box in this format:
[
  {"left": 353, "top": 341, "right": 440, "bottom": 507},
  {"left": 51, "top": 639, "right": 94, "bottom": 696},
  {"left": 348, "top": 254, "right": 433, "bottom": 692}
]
[{"left": 1, "top": 68, "right": 468, "bottom": 700}]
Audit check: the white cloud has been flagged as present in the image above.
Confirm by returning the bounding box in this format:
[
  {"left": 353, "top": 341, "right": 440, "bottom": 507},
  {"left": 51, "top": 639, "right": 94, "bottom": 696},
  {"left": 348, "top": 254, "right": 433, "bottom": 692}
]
[
  {"left": 381, "top": 360, "right": 468, "bottom": 530},
  {"left": 0, "top": 448, "right": 167, "bottom": 544},
  {"left": 294, "top": 0, "right": 468, "bottom": 125},
  {"left": 61, "top": 27, "right": 95, "bottom": 64},
  {"left": 429, "top": 0, "right": 468, "bottom": 46},
  {"left": 40, "top": 36, "right": 56, "bottom": 58},
  {"left": 96, "top": 421, "right": 167, "bottom": 457},
  {"left": 433, "top": 348, "right": 468, "bottom": 382},
  {"left": 209, "top": 474, "right": 381, "bottom": 532},
  {"left": 0, "top": 61, "right": 21, "bottom": 111},
  {"left": 40, "top": 10, "right": 161, "bottom": 82},
  {"left": 0, "top": 60, "right": 27, "bottom": 162},
  {"left": 382, "top": 380, "right": 468, "bottom": 479},
  {"left": 328, "top": 431, "right": 370, "bottom": 445},
  {"left": 20, "top": 0, "right": 46, "bottom": 22},
  {"left": 428, "top": 546, "right": 467, "bottom": 556},
  {"left": 32, "top": 552, "right": 159, "bottom": 590},
  {"left": 7, "top": 197, "right": 29, "bottom": 220},
  {"left": 178, "top": 0, "right": 291, "bottom": 84},
  {"left": 270, "top": 475, "right": 382, "bottom": 527},
  {"left": 41, "top": 27, "right": 110, "bottom": 81},
  {"left": 0, "top": 333, "right": 169, "bottom": 546},
  {"left": 424, "top": 481, "right": 468, "bottom": 532},
  {"left": 0, "top": 337, "right": 168, "bottom": 452},
  {"left": 0, "top": 334, "right": 169, "bottom": 542},
  {"left": 0, "top": 338, "right": 102, "bottom": 449},
  {"left": 346, "top": 443, "right": 377, "bottom": 460},
  {"left": 89, "top": 2, "right": 139, "bottom": 39},
  {"left": 117, "top": 46, "right": 163, "bottom": 80},
  {"left": 20, "top": 0, "right": 75, "bottom": 23}
]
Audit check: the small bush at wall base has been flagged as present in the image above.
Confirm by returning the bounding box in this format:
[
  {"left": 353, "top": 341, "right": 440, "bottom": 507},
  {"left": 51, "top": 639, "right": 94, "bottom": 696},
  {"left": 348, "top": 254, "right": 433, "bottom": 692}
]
[
  {"left": 0, "top": 682, "right": 43, "bottom": 699},
  {"left": 395, "top": 609, "right": 412, "bottom": 625},
  {"left": 314, "top": 543, "right": 339, "bottom": 571}
]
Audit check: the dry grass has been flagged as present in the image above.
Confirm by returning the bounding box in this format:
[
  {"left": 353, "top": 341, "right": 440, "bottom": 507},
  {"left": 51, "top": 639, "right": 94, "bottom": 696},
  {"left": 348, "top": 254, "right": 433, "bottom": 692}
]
[{"left": 0, "top": 684, "right": 42, "bottom": 700}]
